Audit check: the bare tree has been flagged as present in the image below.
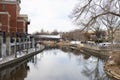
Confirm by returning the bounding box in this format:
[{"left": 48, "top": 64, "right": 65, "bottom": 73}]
[
  {"left": 90, "top": 22, "right": 106, "bottom": 42},
  {"left": 61, "top": 29, "right": 86, "bottom": 41},
  {"left": 71, "top": 0, "right": 120, "bottom": 38},
  {"left": 101, "top": 14, "right": 120, "bottom": 43},
  {"left": 51, "top": 30, "right": 59, "bottom": 35}
]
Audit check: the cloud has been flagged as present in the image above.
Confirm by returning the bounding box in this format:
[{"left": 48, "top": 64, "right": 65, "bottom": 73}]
[{"left": 20, "top": 0, "right": 79, "bottom": 33}]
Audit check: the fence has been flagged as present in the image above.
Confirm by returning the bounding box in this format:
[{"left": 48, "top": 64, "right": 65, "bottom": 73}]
[
  {"left": 81, "top": 43, "right": 120, "bottom": 57},
  {"left": 99, "top": 44, "right": 120, "bottom": 51}
]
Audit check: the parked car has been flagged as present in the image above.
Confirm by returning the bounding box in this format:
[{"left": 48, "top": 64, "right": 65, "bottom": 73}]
[
  {"left": 87, "top": 41, "right": 96, "bottom": 45},
  {"left": 98, "top": 42, "right": 111, "bottom": 47}
]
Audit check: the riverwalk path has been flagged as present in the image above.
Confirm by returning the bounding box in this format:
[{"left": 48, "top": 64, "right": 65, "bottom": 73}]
[{"left": 0, "top": 45, "right": 45, "bottom": 69}]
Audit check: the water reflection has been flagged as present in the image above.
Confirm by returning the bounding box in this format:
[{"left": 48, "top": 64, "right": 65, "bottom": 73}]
[
  {"left": 0, "top": 61, "right": 29, "bottom": 80},
  {"left": 26, "top": 49, "right": 112, "bottom": 80},
  {"left": 0, "top": 49, "right": 113, "bottom": 80}
]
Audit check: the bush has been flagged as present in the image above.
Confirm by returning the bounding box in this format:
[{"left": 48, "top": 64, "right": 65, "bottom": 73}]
[{"left": 111, "top": 51, "right": 120, "bottom": 66}]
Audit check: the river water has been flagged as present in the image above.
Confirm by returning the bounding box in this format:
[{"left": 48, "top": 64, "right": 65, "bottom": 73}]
[{"left": 0, "top": 49, "right": 113, "bottom": 80}]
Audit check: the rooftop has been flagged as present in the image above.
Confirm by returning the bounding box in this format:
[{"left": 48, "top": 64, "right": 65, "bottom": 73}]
[{"left": 37, "top": 34, "right": 61, "bottom": 39}]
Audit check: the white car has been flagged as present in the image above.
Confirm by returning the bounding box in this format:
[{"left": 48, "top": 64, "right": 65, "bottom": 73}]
[{"left": 98, "top": 42, "right": 111, "bottom": 47}]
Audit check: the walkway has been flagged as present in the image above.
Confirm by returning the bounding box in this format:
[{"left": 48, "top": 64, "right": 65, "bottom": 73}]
[{"left": 0, "top": 45, "right": 45, "bottom": 69}]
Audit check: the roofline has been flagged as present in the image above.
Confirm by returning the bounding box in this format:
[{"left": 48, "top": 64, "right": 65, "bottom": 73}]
[{"left": 0, "top": 1, "right": 18, "bottom": 5}]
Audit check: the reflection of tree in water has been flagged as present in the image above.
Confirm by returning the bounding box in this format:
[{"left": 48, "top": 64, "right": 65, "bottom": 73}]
[
  {"left": 63, "top": 49, "right": 82, "bottom": 61},
  {"left": 81, "top": 57, "right": 112, "bottom": 80},
  {"left": 61, "top": 48, "right": 71, "bottom": 53},
  {"left": 61, "top": 47, "right": 81, "bottom": 55},
  {"left": 72, "top": 50, "right": 81, "bottom": 56}
]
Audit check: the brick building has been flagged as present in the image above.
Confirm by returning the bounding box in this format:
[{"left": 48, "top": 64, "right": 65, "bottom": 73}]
[
  {"left": 0, "top": 12, "right": 10, "bottom": 33},
  {"left": 0, "top": 0, "right": 29, "bottom": 37},
  {"left": 17, "top": 14, "right": 30, "bottom": 37},
  {"left": 0, "top": 0, "right": 32, "bottom": 58}
]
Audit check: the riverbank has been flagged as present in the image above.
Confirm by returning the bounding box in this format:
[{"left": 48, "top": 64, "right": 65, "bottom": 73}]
[
  {"left": 104, "top": 51, "right": 120, "bottom": 80},
  {"left": 104, "top": 61, "right": 120, "bottom": 80},
  {"left": 0, "top": 45, "right": 45, "bottom": 69},
  {"left": 42, "top": 41, "right": 109, "bottom": 59},
  {"left": 41, "top": 41, "right": 120, "bottom": 80}
]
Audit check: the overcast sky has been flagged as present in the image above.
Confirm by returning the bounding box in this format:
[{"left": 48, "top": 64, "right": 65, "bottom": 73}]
[{"left": 20, "top": 0, "right": 79, "bottom": 33}]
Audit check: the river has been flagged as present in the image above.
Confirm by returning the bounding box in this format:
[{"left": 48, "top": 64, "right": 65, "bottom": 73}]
[{"left": 0, "top": 49, "right": 113, "bottom": 80}]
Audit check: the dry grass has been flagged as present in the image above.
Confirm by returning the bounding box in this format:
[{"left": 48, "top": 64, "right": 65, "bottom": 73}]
[{"left": 111, "top": 51, "right": 120, "bottom": 66}]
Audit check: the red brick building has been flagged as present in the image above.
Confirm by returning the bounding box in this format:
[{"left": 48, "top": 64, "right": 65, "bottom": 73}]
[
  {"left": 0, "top": 0, "right": 34, "bottom": 59},
  {"left": 0, "top": 0, "right": 29, "bottom": 37},
  {"left": 17, "top": 14, "right": 30, "bottom": 37},
  {"left": 0, "top": 12, "right": 10, "bottom": 33}
]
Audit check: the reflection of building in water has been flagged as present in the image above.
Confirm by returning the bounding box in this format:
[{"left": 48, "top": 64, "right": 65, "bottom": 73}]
[
  {"left": 30, "top": 56, "right": 38, "bottom": 65},
  {"left": 82, "top": 57, "right": 111, "bottom": 80},
  {"left": 0, "top": 61, "right": 29, "bottom": 80}
]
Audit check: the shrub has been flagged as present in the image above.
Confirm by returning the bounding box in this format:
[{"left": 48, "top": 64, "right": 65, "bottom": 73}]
[{"left": 111, "top": 51, "right": 120, "bottom": 66}]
